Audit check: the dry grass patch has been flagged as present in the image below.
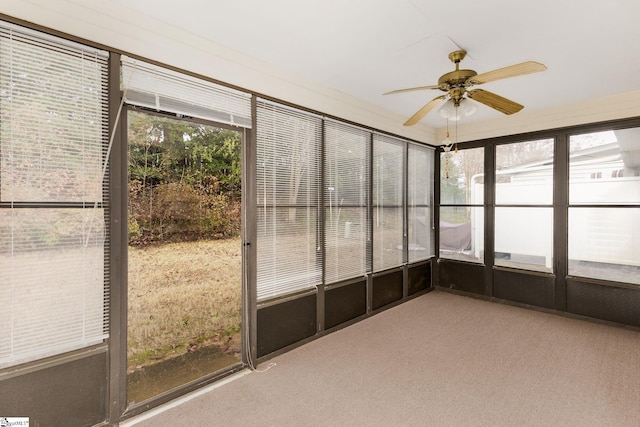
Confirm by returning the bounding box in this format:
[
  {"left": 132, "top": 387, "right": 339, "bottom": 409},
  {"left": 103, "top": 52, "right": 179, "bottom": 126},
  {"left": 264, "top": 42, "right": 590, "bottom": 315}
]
[{"left": 127, "top": 238, "right": 241, "bottom": 371}]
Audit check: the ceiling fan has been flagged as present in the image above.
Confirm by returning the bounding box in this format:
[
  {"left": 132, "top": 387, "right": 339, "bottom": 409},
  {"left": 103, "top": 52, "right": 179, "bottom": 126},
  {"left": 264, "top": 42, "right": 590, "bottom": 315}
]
[{"left": 384, "top": 50, "right": 547, "bottom": 126}]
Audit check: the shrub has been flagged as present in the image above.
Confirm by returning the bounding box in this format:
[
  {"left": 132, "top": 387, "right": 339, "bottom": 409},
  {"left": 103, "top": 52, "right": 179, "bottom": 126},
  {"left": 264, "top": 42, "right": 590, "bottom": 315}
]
[
  {"left": 128, "top": 218, "right": 141, "bottom": 241},
  {"left": 128, "top": 182, "right": 240, "bottom": 245}
]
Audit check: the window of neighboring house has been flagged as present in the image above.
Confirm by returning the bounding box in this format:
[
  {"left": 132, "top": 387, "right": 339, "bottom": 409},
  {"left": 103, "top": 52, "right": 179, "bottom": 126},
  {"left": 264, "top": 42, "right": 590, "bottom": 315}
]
[
  {"left": 568, "top": 128, "right": 640, "bottom": 284},
  {"left": 0, "top": 22, "right": 109, "bottom": 368},
  {"left": 440, "top": 146, "right": 484, "bottom": 263}
]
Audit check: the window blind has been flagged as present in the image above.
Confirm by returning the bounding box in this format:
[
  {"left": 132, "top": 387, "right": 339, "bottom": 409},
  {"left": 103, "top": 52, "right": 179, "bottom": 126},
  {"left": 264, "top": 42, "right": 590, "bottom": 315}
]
[
  {"left": 121, "top": 56, "right": 252, "bottom": 128},
  {"left": 0, "top": 22, "right": 109, "bottom": 368},
  {"left": 324, "top": 120, "right": 370, "bottom": 283},
  {"left": 256, "top": 99, "right": 321, "bottom": 301},
  {"left": 407, "top": 143, "right": 434, "bottom": 262},
  {"left": 372, "top": 134, "right": 404, "bottom": 271}
]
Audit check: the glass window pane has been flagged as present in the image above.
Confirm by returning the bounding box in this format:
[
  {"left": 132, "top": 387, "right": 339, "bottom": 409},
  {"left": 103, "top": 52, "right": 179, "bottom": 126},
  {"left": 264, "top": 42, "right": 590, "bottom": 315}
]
[
  {"left": 408, "top": 144, "right": 434, "bottom": 262},
  {"left": 408, "top": 144, "right": 432, "bottom": 206},
  {"left": 257, "top": 206, "right": 320, "bottom": 300},
  {"left": 495, "top": 207, "right": 553, "bottom": 272},
  {"left": 0, "top": 208, "right": 106, "bottom": 368},
  {"left": 440, "top": 146, "right": 483, "bottom": 263},
  {"left": 569, "top": 207, "right": 640, "bottom": 284},
  {"left": 324, "top": 122, "right": 369, "bottom": 283},
  {"left": 0, "top": 36, "right": 107, "bottom": 203},
  {"left": 0, "top": 24, "right": 109, "bottom": 369},
  {"left": 256, "top": 100, "right": 322, "bottom": 300},
  {"left": 408, "top": 207, "right": 432, "bottom": 262},
  {"left": 496, "top": 139, "right": 554, "bottom": 205},
  {"left": 569, "top": 128, "right": 640, "bottom": 205},
  {"left": 440, "top": 147, "right": 484, "bottom": 205},
  {"left": 439, "top": 206, "right": 483, "bottom": 263},
  {"left": 373, "top": 207, "right": 403, "bottom": 270},
  {"left": 325, "top": 207, "right": 368, "bottom": 283},
  {"left": 373, "top": 135, "right": 404, "bottom": 271},
  {"left": 373, "top": 137, "right": 403, "bottom": 206}
]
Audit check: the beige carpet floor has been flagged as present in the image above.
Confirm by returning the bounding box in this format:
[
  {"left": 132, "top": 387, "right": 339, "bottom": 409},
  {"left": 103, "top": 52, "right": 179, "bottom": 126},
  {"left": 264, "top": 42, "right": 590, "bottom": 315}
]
[{"left": 125, "top": 291, "right": 640, "bottom": 426}]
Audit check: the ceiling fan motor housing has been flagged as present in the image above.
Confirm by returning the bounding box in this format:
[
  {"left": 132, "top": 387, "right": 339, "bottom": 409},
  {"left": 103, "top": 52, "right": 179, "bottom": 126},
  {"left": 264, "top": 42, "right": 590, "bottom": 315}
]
[
  {"left": 438, "top": 69, "right": 478, "bottom": 90},
  {"left": 438, "top": 50, "right": 477, "bottom": 102}
]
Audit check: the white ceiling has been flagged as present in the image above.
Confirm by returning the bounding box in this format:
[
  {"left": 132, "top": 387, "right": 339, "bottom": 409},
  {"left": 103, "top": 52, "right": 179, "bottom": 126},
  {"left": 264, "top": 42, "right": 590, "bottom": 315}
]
[
  {"left": 105, "top": 0, "right": 640, "bottom": 128},
  {"left": 3, "top": 0, "right": 640, "bottom": 138}
]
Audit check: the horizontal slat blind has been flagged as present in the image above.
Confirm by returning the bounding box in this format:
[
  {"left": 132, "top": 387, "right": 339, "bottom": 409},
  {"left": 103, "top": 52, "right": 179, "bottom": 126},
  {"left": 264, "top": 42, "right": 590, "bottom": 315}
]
[
  {"left": 121, "top": 56, "right": 252, "bottom": 128},
  {"left": 0, "top": 22, "right": 109, "bottom": 368},
  {"left": 256, "top": 99, "right": 321, "bottom": 301},
  {"left": 0, "top": 27, "right": 108, "bottom": 203},
  {"left": 373, "top": 134, "right": 404, "bottom": 271},
  {"left": 324, "top": 120, "right": 370, "bottom": 283},
  {"left": 408, "top": 143, "right": 435, "bottom": 261}
]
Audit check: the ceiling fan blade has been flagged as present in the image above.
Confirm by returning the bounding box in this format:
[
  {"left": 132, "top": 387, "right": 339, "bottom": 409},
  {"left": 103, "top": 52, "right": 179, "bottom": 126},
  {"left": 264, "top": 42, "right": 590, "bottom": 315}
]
[
  {"left": 467, "top": 89, "right": 523, "bottom": 115},
  {"left": 403, "top": 95, "right": 446, "bottom": 126},
  {"left": 383, "top": 84, "right": 440, "bottom": 96},
  {"left": 471, "top": 61, "right": 547, "bottom": 84}
]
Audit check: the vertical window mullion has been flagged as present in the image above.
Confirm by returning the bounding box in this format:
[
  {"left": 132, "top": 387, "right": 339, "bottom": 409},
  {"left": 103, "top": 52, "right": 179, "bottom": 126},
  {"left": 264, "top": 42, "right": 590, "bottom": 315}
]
[{"left": 403, "top": 143, "right": 408, "bottom": 265}]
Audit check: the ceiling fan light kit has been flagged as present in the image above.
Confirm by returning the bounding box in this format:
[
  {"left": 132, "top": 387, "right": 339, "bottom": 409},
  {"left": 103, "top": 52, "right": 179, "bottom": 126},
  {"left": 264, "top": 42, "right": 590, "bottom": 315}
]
[
  {"left": 438, "top": 97, "right": 477, "bottom": 121},
  {"left": 384, "top": 50, "right": 547, "bottom": 127}
]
